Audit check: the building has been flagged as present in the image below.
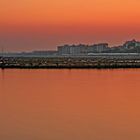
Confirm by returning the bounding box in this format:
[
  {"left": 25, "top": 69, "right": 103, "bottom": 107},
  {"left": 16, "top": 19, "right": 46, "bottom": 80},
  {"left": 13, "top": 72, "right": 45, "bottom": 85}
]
[
  {"left": 58, "top": 44, "right": 88, "bottom": 55},
  {"left": 57, "top": 45, "right": 71, "bottom": 55},
  {"left": 84, "top": 43, "right": 109, "bottom": 53},
  {"left": 57, "top": 43, "right": 109, "bottom": 55},
  {"left": 123, "top": 39, "right": 140, "bottom": 49}
]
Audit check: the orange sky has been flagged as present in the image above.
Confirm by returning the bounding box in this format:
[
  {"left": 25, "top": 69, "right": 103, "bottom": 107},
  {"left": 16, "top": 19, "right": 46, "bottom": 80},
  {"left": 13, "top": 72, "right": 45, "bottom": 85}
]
[{"left": 0, "top": 0, "right": 140, "bottom": 51}]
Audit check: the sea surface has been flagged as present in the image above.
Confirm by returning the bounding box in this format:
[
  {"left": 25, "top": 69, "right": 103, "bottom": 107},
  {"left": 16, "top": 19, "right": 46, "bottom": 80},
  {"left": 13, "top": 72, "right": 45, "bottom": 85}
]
[{"left": 0, "top": 69, "right": 140, "bottom": 140}]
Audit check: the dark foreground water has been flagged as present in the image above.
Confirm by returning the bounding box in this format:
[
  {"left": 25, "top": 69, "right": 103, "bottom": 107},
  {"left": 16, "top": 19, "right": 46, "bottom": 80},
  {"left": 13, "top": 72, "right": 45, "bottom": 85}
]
[{"left": 0, "top": 69, "right": 140, "bottom": 140}]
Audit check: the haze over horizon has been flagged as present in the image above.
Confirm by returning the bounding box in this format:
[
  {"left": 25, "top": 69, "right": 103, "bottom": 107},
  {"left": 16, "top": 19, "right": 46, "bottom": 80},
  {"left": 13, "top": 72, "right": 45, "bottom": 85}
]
[{"left": 0, "top": 0, "right": 140, "bottom": 52}]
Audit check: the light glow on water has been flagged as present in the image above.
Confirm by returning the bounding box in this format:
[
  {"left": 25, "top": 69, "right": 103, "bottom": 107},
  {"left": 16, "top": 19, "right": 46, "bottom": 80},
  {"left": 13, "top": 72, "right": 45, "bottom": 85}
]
[{"left": 0, "top": 69, "right": 140, "bottom": 140}]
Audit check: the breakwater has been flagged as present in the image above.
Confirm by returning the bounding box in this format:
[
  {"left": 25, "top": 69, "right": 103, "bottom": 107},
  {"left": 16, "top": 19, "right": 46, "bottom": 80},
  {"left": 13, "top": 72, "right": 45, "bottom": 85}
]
[{"left": 1, "top": 55, "right": 140, "bottom": 69}]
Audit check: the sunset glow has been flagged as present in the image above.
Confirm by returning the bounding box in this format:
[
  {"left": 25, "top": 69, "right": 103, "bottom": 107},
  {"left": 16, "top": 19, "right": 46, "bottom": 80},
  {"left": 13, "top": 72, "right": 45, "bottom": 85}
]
[{"left": 0, "top": 0, "right": 140, "bottom": 51}]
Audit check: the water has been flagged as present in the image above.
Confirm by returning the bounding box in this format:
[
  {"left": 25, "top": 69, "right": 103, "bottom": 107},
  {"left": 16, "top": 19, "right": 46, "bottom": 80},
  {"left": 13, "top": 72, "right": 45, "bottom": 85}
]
[{"left": 0, "top": 69, "right": 140, "bottom": 140}]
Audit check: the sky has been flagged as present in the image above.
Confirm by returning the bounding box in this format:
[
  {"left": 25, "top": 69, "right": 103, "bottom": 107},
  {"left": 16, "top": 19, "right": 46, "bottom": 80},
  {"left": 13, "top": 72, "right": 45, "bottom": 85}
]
[{"left": 0, "top": 0, "right": 140, "bottom": 52}]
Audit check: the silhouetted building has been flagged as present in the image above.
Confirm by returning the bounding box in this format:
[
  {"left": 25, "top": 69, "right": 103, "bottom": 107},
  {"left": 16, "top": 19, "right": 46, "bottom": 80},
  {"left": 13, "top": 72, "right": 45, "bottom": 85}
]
[
  {"left": 58, "top": 44, "right": 88, "bottom": 55},
  {"left": 58, "top": 45, "right": 71, "bottom": 55},
  {"left": 123, "top": 39, "right": 140, "bottom": 49},
  {"left": 90, "top": 43, "right": 109, "bottom": 53},
  {"left": 57, "top": 43, "right": 109, "bottom": 55}
]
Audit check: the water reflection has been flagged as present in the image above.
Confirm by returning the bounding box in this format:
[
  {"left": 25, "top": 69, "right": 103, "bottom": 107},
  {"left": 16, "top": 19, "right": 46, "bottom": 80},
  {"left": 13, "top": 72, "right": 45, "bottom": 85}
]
[{"left": 0, "top": 69, "right": 140, "bottom": 140}]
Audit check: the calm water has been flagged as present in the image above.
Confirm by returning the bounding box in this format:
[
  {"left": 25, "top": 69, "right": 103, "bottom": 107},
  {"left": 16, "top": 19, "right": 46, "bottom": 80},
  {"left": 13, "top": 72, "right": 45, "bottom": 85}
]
[{"left": 0, "top": 69, "right": 140, "bottom": 140}]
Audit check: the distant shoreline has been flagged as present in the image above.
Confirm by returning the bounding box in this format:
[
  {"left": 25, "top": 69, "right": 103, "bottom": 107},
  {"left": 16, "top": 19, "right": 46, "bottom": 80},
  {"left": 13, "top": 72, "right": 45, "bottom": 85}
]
[
  {"left": 1, "top": 55, "right": 140, "bottom": 69},
  {"left": 1, "top": 66, "right": 140, "bottom": 69}
]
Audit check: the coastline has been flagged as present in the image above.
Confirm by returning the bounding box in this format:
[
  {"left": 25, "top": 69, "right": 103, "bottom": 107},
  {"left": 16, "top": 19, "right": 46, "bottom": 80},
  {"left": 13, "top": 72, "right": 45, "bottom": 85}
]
[{"left": 1, "top": 56, "right": 140, "bottom": 69}]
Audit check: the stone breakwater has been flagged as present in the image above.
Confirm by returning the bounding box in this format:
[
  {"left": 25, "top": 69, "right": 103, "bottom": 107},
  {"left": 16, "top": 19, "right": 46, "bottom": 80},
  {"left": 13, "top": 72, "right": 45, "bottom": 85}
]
[{"left": 1, "top": 55, "right": 140, "bottom": 69}]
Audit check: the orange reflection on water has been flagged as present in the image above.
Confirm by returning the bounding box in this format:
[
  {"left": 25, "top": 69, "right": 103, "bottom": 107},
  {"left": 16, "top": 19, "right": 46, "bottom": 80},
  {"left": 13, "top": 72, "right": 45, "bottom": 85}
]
[{"left": 0, "top": 69, "right": 140, "bottom": 140}]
